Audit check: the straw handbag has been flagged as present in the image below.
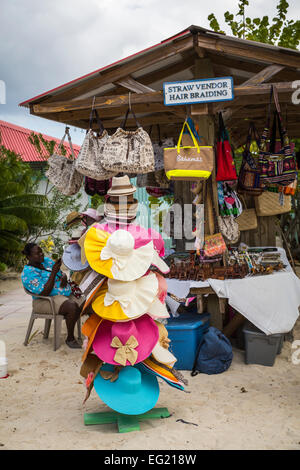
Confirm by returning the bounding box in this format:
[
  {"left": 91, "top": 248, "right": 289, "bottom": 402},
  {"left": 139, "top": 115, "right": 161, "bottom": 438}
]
[
  {"left": 101, "top": 107, "right": 155, "bottom": 174},
  {"left": 236, "top": 196, "right": 258, "bottom": 231},
  {"left": 46, "top": 127, "right": 83, "bottom": 196},
  {"left": 255, "top": 191, "right": 291, "bottom": 216},
  {"left": 75, "top": 109, "right": 117, "bottom": 180},
  {"left": 164, "top": 120, "right": 213, "bottom": 181}
]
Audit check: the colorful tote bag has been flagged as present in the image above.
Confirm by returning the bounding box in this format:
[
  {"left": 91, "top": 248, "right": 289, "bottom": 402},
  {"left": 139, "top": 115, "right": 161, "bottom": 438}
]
[
  {"left": 237, "top": 122, "right": 263, "bottom": 196},
  {"left": 216, "top": 113, "right": 237, "bottom": 182},
  {"left": 164, "top": 120, "right": 214, "bottom": 181},
  {"left": 258, "top": 86, "right": 297, "bottom": 187},
  {"left": 203, "top": 233, "right": 227, "bottom": 258}
]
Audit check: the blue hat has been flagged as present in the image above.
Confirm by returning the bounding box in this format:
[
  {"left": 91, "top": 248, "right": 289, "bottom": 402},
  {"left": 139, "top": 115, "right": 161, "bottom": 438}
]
[
  {"left": 62, "top": 243, "right": 89, "bottom": 272},
  {"left": 93, "top": 364, "right": 159, "bottom": 415}
]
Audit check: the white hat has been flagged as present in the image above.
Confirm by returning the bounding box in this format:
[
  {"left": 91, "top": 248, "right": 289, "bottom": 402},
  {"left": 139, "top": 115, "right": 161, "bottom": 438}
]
[
  {"left": 85, "top": 226, "right": 170, "bottom": 281},
  {"left": 100, "top": 230, "right": 154, "bottom": 281},
  {"left": 103, "top": 273, "right": 168, "bottom": 320},
  {"left": 151, "top": 321, "right": 177, "bottom": 366},
  {"left": 107, "top": 175, "right": 136, "bottom": 196}
]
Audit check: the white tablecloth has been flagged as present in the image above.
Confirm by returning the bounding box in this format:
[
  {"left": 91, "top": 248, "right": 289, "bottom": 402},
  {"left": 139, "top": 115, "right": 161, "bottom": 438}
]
[{"left": 166, "top": 248, "right": 300, "bottom": 335}]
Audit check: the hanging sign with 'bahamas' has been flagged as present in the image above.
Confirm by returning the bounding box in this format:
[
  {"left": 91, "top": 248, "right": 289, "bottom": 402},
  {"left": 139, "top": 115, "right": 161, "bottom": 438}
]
[{"left": 163, "top": 76, "right": 234, "bottom": 106}]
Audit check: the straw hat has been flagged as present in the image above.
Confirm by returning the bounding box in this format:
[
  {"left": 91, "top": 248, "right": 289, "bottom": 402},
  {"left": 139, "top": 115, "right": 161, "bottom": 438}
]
[
  {"left": 92, "top": 274, "right": 169, "bottom": 322},
  {"left": 107, "top": 175, "right": 136, "bottom": 197},
  {"left": 93, "top": 364, "right": 159, "bottom": 415},
  {"left": 151, "top": 321, "right": 177, "bottom": 367},
  {"left": 104, "top": 199, "right": 138, "bottom": 219},
  {"left": 66, "top": 211, "right": 82, "bottom": 227},
  {"left": 92, "top": 314, "right": 159, "bottom": 367},
  {"left": 62, "top": 244, "right": 89, "bottom": 272},
  {"left": 138, "top": 358, "right": 185, "bottom": 390},
  {"left": 84, "top": 227, "right": 169, "bottom": 281}
]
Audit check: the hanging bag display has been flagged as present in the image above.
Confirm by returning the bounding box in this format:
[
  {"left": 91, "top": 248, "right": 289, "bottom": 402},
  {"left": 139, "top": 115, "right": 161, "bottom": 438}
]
[
  {"left": 46, "top": 127, "right": 83, "bottom": 196},
  {"left": 84, "top": 177, "right": 112, "bottom": 196},
  {"left": 216, "top": 113, "right": 237, "bottom": 182},
  {"left": 203, "top": 233, "right": 227, "bottom": 258},
  {"left": 258, "top": 86, "right": 297, "bottom": 187},
  {"left": 236, "top": 196, "right": 258, "bottom": 231},
  {"left": 75, "top": 109, "right": 116, "bottom": 180},
  {"left": 237, "top": 122, "right": 263, "bottom": 196},
  {"left": 164, "top": 120, "right": 214, "bottom": 181},
  {"left": 101, "top": 106, "right": 155, "bottom": 174},
  {"left": 255, "top": 191, "right": 291, "bottom": 216},
  {"left": 217, "top": 216, "right": 240, "bottom": 244}
]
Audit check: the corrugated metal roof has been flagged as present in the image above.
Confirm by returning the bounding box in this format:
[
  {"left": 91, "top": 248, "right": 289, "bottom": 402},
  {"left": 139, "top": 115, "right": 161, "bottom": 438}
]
[{"left": 0, "top": 120, "right": 80, "bottom": 162}]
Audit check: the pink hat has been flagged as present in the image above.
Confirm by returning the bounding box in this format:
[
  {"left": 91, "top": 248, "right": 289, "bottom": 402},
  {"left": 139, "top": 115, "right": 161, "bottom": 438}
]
[{"left": 92, "top": 315, "right": 159, "bottom": 367}]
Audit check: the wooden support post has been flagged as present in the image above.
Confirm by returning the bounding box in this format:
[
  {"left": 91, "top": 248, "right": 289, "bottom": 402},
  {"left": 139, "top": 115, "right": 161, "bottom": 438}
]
[
  {"left": 223, "top": 312, "right": 246, "bottom": 338},
  {"left": 193, "top": 58, "right": 217, "bottom": 237}
]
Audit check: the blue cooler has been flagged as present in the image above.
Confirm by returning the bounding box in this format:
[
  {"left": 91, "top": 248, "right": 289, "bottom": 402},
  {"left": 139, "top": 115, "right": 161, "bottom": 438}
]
[{"left": 166, "top": 313, "right": 210, "bottom": 370}]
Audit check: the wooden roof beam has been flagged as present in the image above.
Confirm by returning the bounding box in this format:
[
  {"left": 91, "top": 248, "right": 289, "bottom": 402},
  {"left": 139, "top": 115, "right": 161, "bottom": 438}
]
[
  {"left": 115, "top": 76, "right": 156, "bottom": 94},
  {"left": 32, "top": 91, "right": 164, "bottom": 114},
  {"left": 45, "top": 35, "right": 194, "bottom": 103},
  {"left": 197, "top": 34, "right": 300, "bottom": 68},
  {"left": 216, "top": 64, "right": 285, "bottom": 120}
]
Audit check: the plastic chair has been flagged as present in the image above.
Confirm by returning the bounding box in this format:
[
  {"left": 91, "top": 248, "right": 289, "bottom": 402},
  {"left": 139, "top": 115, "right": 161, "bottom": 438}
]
[{"left": 23, "top": 288, "right": 81, "bottom": 351}]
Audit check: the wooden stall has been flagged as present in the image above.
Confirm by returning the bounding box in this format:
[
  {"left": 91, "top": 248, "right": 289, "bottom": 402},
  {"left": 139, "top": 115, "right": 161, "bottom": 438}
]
[{"left": 20, "top": 25, "right": 300, "bottom": 333}]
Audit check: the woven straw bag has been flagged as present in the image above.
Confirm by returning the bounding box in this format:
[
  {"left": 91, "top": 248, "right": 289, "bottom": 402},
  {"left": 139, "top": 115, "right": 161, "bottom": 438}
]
[
  {"left": 255, "top": 191, "right": 291, "bottom": 216},
  {"left": 101, "top": 107, "right": 155, "bottom": 174},
  {"left": 75, "top": 110, "right": 117, "bottom": 180},
  {"left": 236, "top": 209, "right": 258, "bottom": 231},
  {"left": 46, "top": 127, "right": 83, "bottom": 196},
  {"left": 236, "top": 196, "right": 258, "bottom": 231}
]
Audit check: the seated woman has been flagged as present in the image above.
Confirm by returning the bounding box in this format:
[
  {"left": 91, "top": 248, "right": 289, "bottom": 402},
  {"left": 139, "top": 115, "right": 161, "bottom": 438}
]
[{"left": 21, "top": 243, "right": 83, "bottom": 349}]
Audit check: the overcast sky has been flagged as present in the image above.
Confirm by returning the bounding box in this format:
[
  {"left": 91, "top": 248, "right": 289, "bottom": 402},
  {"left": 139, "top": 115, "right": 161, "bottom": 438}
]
[{"left": 0, "top": 0, "right": 299, "bottom": 144}]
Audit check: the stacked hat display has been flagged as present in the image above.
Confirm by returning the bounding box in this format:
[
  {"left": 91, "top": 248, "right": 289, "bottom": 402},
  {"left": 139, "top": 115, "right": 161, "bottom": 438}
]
[
  {"left": 79, "top": 175, "right": 187, "bottom": 416},
  {"left": 104, "top": 175, "right": 138, "bottom": 223}
]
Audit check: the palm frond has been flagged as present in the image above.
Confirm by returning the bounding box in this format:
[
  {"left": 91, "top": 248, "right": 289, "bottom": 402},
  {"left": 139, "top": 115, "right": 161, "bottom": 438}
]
[
  {"left": 0, "top": 214, "right": 28, "bottom": 233},
  {"left": 0, "top": 182, "right": 24, "bottom": 197},
  {"left": 0, "top": 206, "right": 48, "bottom": 226},
  {"left": 0, "top": 194, "right": 48, "bottom": 208}
]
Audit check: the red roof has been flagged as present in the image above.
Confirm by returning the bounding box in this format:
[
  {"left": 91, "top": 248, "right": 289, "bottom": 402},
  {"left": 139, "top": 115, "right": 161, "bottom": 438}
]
[{"left": 0, "top": 120, "right": 81, "bottom": 162}]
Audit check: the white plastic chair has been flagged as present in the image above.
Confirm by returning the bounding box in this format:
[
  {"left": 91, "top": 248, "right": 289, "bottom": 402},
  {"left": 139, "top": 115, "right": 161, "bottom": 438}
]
[{"left": 23, "top": 288, "right": 81, "bottom": 351}]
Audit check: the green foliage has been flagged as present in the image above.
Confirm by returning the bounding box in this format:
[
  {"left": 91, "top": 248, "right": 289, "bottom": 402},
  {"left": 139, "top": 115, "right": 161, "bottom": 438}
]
[
  {"left": 208, "top": 0, "right": 300, "bottom": 49},
  {"left": 28, "top": 132, "right": 86, "bottom": 257},
  {"left": 0, "top": 143, "right": 48, "bottom": 270}
]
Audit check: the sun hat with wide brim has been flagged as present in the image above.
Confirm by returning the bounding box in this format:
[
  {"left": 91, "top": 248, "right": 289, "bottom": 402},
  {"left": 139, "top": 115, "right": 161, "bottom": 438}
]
[
  {"left": 92, "top": 275, "right": 169, "bottom": 322},
  {"left": 84, "top": 226, "right": 169, "bottom": 281},
  {"left": 93, "top": 363, "right": 159, "bottom": 415},
  {"left": 92, "top": 314, "right": 159, "bottom": 367},
  {"left": 107, "top": 175, "right": 136, "bottom": 197},
  {"left": 150, "top": 321, "right": 177, "bottom": 367},
  {"left": 137, "top": 358, "right": 185, "bottom": 391},
  {"left": 62, "top": 243, "right": 90, "bottom": 272}
]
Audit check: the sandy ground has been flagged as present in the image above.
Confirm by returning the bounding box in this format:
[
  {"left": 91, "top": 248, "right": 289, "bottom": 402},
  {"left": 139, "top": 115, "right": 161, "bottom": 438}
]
[{"left": 0, "top": 275, "right": 300, "bottom": 450}]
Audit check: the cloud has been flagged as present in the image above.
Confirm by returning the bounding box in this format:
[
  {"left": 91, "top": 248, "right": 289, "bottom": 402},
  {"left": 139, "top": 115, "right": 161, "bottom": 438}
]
[{"left": 0, "top": 0, "right": 299, "bottom": 144}]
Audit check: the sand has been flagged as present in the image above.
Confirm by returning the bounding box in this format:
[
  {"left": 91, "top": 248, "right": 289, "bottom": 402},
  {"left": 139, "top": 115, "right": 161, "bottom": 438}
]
[{"left": 0, "top": 276, "right": 300, "bottom": 450}]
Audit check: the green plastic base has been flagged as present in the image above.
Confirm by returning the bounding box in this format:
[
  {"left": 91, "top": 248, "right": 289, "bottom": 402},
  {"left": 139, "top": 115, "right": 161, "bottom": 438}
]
[{"left": 84, "top": 407, "right": 170, "bottom": 433}]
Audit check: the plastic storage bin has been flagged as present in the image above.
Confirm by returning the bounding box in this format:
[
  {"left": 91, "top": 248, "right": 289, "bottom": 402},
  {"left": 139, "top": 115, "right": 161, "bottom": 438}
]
[
  {"left": 243, "top": 321, "right": 284, "bottom": 367},
  {"left": 166, "top": 313, "right": 210, "bottom": 370}
]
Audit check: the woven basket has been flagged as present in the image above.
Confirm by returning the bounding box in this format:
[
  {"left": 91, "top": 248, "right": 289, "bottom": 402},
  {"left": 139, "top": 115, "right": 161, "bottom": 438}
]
[
  {"left": 255, "top": 191, "right": 291, "bottom": 216},
  {"left": 236, "top": 209, "right": 258, "bottom": 231}
]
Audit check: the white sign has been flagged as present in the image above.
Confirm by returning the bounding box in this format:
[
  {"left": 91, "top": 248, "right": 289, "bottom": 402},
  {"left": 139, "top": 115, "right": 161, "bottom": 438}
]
[{"left": 163, "top": 76, "right": 234, "bottom": 106}]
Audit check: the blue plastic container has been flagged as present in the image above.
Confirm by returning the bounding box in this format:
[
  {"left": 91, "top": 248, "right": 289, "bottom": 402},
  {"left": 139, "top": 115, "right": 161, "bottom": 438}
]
[{"left": 166, "top": 313, "right": 210, "bottom": 370}]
